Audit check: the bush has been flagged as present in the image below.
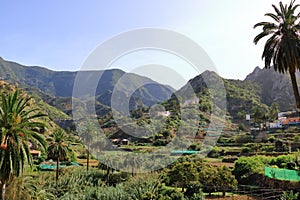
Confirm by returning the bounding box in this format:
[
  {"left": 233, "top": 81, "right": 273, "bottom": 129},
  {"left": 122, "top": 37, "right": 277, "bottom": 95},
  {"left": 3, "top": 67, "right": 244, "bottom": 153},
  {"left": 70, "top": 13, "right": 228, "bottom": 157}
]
[
  {"left": 233, "top": 156, "right": 271, "bottom": 182},
  {"left": 153, "top": 139, "right": 167, "bottom": 146},
  {"left": 124, "top": 173, "right": 161, "bottom": 199},
  {"left": 238, "top": 124, "right": 247, "bottom": 131},
  {"left": 261, "top": 145, "right": 275, "bottom": 152},
  {"left": 241, "top": 147, "right": 251, "bottom": 154},
  {"left": 268, "top": 135, "right": 276, "bottom": 143},
  {"left": 77, "top": 154, "right": 87, "bottom": 159},
  {"left": 207, "top": 147, "right": 222, "bottom": 158},
  {"left": 189, "top": 193, "right": 205, "bottom": 200},
  {"left": 235, "top": 134, "right": 253, "bottom": 143},
  {"left": 184, "top": 182, "right": 202, "bottom": 198},
  {"left": 270, "top": 154, "right": 296, "bottom": 168}
]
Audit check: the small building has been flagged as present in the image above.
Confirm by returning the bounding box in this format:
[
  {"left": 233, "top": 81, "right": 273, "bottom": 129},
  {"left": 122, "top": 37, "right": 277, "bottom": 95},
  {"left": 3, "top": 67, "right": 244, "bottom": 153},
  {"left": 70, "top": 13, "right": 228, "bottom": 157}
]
[
  {"left": 156, "top": 111, "right": 171, "bottom": 117},
  {"left": 30, "top": 150, "right": 41, "bottom": 158},
  {"left": 111, "top": 139, "right": 120, "bottom": 145},
  {"left": 121, "top": 139, "right": 129, "bottom": 145},
  {"left": 269, "top": 121, "right": 282, "bottom": 129},
  {"left": 282, "top": 117, "right": 300, "bottom": 127},
  {"left": 278, "top": 111, "right": 297, "bottom": 118}
]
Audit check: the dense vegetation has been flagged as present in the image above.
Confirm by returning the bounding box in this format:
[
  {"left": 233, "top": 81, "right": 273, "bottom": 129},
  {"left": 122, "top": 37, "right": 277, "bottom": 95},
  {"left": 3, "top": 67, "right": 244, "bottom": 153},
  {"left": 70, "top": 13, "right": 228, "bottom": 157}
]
[{"left": 3, "top": 1, "right": 300, "bottom": 199}]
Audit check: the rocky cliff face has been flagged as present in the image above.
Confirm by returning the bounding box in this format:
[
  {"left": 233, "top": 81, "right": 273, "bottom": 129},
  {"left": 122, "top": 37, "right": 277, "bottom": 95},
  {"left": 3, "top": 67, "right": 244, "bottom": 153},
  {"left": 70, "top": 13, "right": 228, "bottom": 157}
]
[{"left": 245, "top": 66, "right": 296, "bottom": 111}]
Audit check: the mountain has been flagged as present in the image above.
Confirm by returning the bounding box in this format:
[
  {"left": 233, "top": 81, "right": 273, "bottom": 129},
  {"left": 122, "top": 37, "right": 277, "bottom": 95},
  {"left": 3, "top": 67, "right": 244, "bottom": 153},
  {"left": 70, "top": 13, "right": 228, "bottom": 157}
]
[
  {"left": 175, "top": 70, "right": 269, "bottom": 121},
  {"left": 245, "top": 66, "right": 297, "bottom": 111},
  {"left": 0, "top": 57, "right": 174, "bottom": 114},
  {"left": 2, "top": 56, "right": 299, "bottom": 122},
  {"left": 176, "top": 66, "right": 300, "bottom": 122},
  {"left": 0, "top": 80, "right": 69, "bottom": 122}
]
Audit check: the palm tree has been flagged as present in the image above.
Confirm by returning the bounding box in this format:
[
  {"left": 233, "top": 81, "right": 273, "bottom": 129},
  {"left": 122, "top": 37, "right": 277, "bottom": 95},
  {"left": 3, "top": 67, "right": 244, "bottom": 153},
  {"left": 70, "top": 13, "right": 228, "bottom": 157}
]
[
  {"left": 90, "top": 134, "right": 107, "bottom": 160},
  {"left": 254, "top": 0, "right": 300, "bottom": 110},
  {"left": 124, "top": 155, "right": 140, "bottom": 176},
  {"left": 0, "top": 90, "right": 47, "bottom": 200},
  {"left": 80, "top": 122, "right": 95, "bottom": 171},
  {"left": 97, "top": 155, "right": 116, "bottom": 176},
  {"left": 47, "top": 129, "right": 69, "bottom": 187}
]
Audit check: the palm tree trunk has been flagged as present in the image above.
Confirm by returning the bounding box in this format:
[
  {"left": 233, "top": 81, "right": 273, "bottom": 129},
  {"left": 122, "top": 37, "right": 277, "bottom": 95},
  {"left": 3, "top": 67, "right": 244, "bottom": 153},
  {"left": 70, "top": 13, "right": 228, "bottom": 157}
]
[
  {"left": 56, "top": 159, "right": 59, "bottom": 187},
  {"left": 0, "top": 183, "right": 5, "bottom": 200},
  {"left": 132, "top": 167, "right": 134, "bottom": 176},
  {"left": 87, "top": 146, "right": 89, "bottom": 171},
  {"left": 289, "top": 71, "right": 300, "bottom": 111}
]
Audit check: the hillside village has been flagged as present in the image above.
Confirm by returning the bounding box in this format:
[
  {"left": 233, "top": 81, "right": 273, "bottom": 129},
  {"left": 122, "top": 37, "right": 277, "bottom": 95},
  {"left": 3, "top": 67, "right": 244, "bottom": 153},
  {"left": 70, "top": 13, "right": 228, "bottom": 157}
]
[{"left": 4, "top": 0, "right": 300, "bottom": 199}]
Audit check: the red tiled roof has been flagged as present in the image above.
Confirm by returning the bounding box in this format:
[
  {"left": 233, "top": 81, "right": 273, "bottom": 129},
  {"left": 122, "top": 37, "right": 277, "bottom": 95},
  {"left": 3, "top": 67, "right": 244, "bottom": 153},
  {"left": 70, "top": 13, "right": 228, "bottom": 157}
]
[{"left": 282, "top": 117, "right": 300, "bottom": 125}]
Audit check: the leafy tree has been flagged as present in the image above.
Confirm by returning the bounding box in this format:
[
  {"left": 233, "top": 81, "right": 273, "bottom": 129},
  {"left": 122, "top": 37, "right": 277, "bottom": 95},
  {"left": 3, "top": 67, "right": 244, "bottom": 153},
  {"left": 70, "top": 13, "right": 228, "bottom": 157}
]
[
  {"left": 197, "top": 164, "right": 237, "bottom": 196},
  {"left": 269, "top": 103, "right": 280, "bottom": 121},
  {"left": 168, "top": 161, "right": 198, "bottom": 192},
  {"left": 237, "top": 111, "right": 246, "bottom": 120},
  {"left": 162, "top": 129, "right": 171, "bottom": 139},
  {"left": 212, "top": 166, "right": 238, "bottom": 196},
  {"left": 184, "top": 182, "right": 203, "bottom": 199},
  {"left": 233, "top": 156, "right": 271, "bottom": 182},
  {"left": 254, "top": 0, "right": 300, "bottom": 110},
  {"left": 0, "top": 90, "right": 47, "bottom": 200},
  {"left": 252, "top": 106, "right": 264, "bottom": 123},
  {"left": 47, "top": 129, "right": 70, "bottom": 187}
]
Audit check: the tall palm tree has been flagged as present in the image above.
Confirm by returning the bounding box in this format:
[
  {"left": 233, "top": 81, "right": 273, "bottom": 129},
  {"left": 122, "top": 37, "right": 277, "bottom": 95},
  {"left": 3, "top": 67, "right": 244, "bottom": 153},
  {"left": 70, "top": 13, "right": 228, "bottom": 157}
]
[
  {"left": 97, "top": 155, "right": 116, "bottom": 176},
  {"left": 47, "top": 129, "right": 69, "bottom": 187},
  {"left": 0, "top": 90, "right": 47, "bottom": 200},
  {"left": 80, "top": 122, "right": 95, "bottom": 171},
  {"left": 124, "top": 155, "right": 140, "bottom": 176},
  {"left": 254, "top": 0, "right": 300, "bottom": 110}
]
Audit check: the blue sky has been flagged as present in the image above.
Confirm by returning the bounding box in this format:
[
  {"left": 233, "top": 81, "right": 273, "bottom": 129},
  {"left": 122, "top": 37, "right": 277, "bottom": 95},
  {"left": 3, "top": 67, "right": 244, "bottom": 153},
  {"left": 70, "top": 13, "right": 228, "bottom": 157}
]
[{"left": 0, "top": 0, "right": 282, "bottom": 88}]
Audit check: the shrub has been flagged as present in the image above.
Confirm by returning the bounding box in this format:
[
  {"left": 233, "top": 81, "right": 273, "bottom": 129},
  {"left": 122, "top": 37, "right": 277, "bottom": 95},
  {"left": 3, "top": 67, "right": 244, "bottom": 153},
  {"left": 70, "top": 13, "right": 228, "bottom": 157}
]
[
  {"left": 280, "top": 190, "right": 299, "bottom": 200},
  {"left": 268, "top": 135, "right": 276, "bottom": 143},
  {"left": 184, "top": 182, "right": 202, "bottom": 198},
  {"left": 270, "top": 154, "right": 296, "bottom": 168},
  {"left": 207, "top": 146, "right": 222, "bottom": 158},
  {"left": 124, "top": 173, "right": 161, "bottom": 199},
  {"left": 233, "top": 156, "right": 271, "bottom": 182},
  {"left": 241, "top": 147, "right": 251, "bottom": 154},
  {"left": 261, "top": 145, "right": 275, "bottom": 152},
  {"left": 235, "top": 134, "right": 253, "bottom": 143}
]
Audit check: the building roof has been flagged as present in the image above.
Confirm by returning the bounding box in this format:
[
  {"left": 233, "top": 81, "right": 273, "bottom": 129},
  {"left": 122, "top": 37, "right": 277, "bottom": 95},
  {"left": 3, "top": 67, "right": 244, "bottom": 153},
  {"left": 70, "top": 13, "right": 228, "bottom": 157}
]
[
  {"left": 30, "top": 149, "right": 41, "bottom": 155},
  {"left": 282, "top": 117, "right": 300, "bottom": 125}
]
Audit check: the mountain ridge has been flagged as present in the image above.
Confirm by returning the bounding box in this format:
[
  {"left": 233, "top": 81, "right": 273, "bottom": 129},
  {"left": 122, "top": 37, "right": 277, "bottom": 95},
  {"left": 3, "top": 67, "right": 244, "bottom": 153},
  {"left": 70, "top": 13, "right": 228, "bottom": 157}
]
[
  {"left": 1, "top": 57, "right": 299, "bottom": 120},
  {"left": 0, "top": 58, "right": 175, "bottom": 114}
]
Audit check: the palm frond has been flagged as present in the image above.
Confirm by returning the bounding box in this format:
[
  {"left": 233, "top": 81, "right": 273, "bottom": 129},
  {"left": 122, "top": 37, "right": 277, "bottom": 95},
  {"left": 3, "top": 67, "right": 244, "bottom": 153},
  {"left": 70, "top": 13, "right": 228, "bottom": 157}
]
[
  {"left": 265, "top": 13, "right": 280, "bottom": 22},
  {"left": 253, "top": 31, "right": 270, "bottom": 44}
]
